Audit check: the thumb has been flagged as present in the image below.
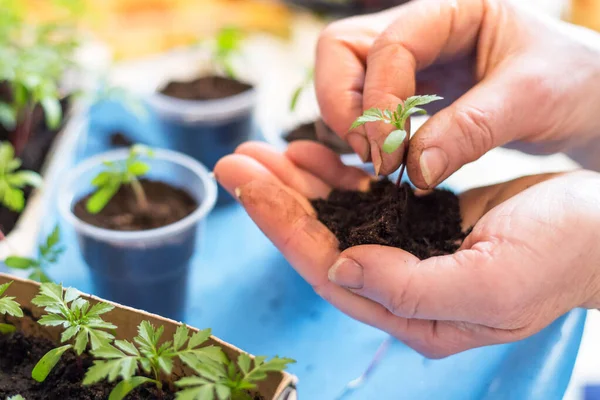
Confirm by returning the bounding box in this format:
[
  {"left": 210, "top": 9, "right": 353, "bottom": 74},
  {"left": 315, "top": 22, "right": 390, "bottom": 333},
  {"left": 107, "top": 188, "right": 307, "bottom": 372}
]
[
  {"left": 407, "top": 64, "right": 554, "bottom": 188},
  {"left": 328, "top": 244, "right": 507, "bottom": 325}
]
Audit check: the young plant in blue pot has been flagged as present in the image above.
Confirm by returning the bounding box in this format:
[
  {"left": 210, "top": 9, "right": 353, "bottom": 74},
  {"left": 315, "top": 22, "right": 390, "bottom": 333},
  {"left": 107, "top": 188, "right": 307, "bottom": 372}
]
[
  {"left": 59, "top": 145, "right": 217, "bottom": 320},
  {"left": 148, "top": 27, "right": 256, "bottom": 205}
]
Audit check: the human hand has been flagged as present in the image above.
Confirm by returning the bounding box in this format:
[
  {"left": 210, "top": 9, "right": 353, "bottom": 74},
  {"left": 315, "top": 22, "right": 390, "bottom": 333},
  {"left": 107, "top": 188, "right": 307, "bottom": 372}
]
[
  {"left": 215, "top": 141, "right": 600, "bottom": 357},
  {"left": 316, "top": 0, "right": 600, "bottom": 185}
]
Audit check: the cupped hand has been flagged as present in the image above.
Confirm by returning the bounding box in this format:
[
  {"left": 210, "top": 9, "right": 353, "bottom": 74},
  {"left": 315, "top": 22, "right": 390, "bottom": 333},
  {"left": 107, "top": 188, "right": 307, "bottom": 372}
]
[
  {"left": 316, "top": 0, "right": 600, "bottom": 185},
  {"left": 215, "top": 141, "right": 600, "bottom": 357}
]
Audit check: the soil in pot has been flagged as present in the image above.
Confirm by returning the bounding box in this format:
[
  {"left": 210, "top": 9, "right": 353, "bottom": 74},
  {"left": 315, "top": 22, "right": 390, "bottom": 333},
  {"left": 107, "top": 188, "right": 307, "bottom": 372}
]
[
  {"left": 311, "top": 179, "right": 467, "bottom": 259},
  {"left": 284, "top": 121, "right": 353, "bottom": 155},
  {"left": 0, "top": 329, "right": 265, "bottom": 400},
  {"left": 73, "top": 179, "right": 197, "bottom": 231},
  {"left": 160, "top": 75, "right": 252, "bottom": 101},
  {"left": 0, "top": 83, "right": 70, "bottom": 235}
]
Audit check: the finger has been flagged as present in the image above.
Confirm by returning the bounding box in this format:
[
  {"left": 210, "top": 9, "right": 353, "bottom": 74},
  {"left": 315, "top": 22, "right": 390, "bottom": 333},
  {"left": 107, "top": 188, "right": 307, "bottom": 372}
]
[
  {"left": 214, "top": 154, "right": 315, "bottom": 215},
  {"left": 285, "top": 141, "right": 372, "bottom": 193},
  {"left": 362, "top": 0, "right": 494, "bottom": 175},
  {"left": 315, "top": 8, "right": 414, "bottom": 161},
  {"left": 235, "top": 141, "right": 331, "bottom": 199},
  {"left": 237, "top": 180, "right": 499, "bottom": 358},
  {"left": 328, "top": 243, "right": 508, "bottom": 326}
]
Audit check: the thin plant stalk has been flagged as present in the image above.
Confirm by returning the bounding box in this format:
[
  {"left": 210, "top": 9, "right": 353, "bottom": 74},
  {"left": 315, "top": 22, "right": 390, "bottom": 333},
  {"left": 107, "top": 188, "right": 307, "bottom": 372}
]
[
  {"left": 12, "top": 106, "right": 34, "bottom": 157},
  {"left": 130, "top": 179, "right": 148, "bottom": 211}
]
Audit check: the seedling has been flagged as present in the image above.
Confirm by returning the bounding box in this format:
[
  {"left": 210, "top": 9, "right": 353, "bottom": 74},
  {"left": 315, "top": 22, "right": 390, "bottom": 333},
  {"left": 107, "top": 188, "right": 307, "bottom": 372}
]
[
  {"left": 5, "top": 224, "right": 63, "bottom": 282},
  {"left": 31, "top": 282, "right": 116, "bottom": 382},
  {"left": 212, "top": 26, "right": 243, "bottom": 79},
  {"left": 0, "top": 281, "right": 23, "bottom": 334},
  {"left": 351, "top": 95, "right": 443, "bottom": 184},
  {"left": 84, "top": 321, "right": 225, "bottom": 400},
  {"left": 0, "top": 10, "right": 77, "bottom": 155},
  {"left": 86, "top": 144, "right": 154, "bottom": 214},
  {"left": 7, "top": 395, "right": 25, "bottom": 400},
  {"left": 289, "top": 68, "right": 314, "bottom": 112},
  {"left": 0, "top": 141, "right": 42, "bottom": 212},
  {"left": 175, "top": 353, "right": 295, "bottom": 400}
]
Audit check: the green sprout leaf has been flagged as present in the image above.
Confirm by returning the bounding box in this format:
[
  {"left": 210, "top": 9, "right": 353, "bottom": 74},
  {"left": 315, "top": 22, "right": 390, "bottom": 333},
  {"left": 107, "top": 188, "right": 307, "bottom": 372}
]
[
  {"left": 0, "top": 142, "right": 42, "bottom": 212},
  {"left": 289, "top": 68, "right": 314, "bottom": 112},
  {"left": 350, "top": 95, "right": 443, "bottom": 156},
  {"left": 31, "top": 344, "right": 72, "bottom": 382},
  {"left": 7, "top": 395, "right": 26, "bottom": 400},
  {"left": 4, "top": 224, "right": 63, "bottom": 282},
  {"left": 213, "top": 26, "right": 243, "bottom": 79},
  {"left": 86, "top": 144, "right": 153, "bottom": 214},
  {"left": 109, "top": 376, "right": 155, "bottom": 400},
  {"left": 0, "top": 281, "right": 23, "bottom": 333},
  {"left": 31, "top": 282, "right": 116, "bottom": 382}
]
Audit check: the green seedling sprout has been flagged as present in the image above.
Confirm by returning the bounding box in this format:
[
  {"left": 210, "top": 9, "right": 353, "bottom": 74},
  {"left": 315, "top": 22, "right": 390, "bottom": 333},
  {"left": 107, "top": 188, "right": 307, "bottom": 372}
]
[
  {"left": 84, "top": 321, "right": 225, "bottom": 400},
  {"left": 0, "top": 281, "right": 23, "bottom": 334},
  {"left": 86, "top": 144, "right": 154, "bottom": 214},
  {"left": 7, "top": 395, "right": 26, "bottom": 400},
  {"left": 30, "top": 282, "right": 116, "bottom": 382},
  {"left": 351, "top": 95, "right": 443, "bottom": 184},
  {"left": 5, "top": 224, "right": 63, "bottom": 282},
  {"left": 175, "top": 353, "right": 295, "bottom": 400},
  {"left": 0, "top": 141, "right": 42, "bottom": 212},
  {"left": 289, "top": 67, "right": 314, "bottom": 112},
  {"left": 212, "top": 26, "right": 243, "bottom": 79},
  {"left": 0, "top": 7, "right": 78, "bottom": 156}
]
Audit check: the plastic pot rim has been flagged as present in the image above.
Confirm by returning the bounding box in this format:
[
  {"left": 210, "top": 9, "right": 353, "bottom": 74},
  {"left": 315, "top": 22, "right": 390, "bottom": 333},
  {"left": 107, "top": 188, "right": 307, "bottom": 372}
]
[
  {"left": 148, "top": 85, "right": 257, "bottom": 124},
  {"left": 58, "top": 148, "right": 217, "bottom": 243}
]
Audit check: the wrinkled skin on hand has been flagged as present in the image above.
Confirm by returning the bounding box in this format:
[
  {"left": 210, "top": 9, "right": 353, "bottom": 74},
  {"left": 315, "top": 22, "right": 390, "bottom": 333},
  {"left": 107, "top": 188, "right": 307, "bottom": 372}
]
[
  {"left": 215, "top": 141, "right": 600, "bottom": 358},
  {"left": 315, "top": 0, "right": 600, "bottom": 183}
]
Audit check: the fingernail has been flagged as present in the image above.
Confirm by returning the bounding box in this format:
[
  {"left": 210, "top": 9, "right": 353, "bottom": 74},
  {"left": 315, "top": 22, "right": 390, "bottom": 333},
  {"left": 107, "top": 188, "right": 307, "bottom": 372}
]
[
  {"left": 370, "top": 140, "right": 382, "bottom": 176},
  {"left": 328, "top": 258, "right": 364, "bottom": 289},
  {"left": 234, "top": 187, "right": 242, "bottom": 200},
  {"left": 347, "top": 132, "right": 370, "bottom": 162},
  {"left": 419, "top": 147, "right": 448, "bottom": 187}
]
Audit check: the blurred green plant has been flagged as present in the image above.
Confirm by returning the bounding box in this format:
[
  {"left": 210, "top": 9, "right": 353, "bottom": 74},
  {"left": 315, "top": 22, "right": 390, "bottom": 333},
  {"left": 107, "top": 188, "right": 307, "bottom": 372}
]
[
  {"left": 0, "top": 141, "right": 42, "bottom": 212},
  {"left": 290, "top": 68, "right": 314, "bottom": 112},
  {"left": 212, "top": 26, "right": 244, "bottom": 79}
]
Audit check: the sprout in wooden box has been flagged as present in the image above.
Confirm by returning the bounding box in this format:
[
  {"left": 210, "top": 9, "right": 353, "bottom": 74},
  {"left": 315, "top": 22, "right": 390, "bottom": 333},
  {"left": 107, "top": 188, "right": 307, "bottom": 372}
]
[{"left": 0, "top": 281, "right": 23, "bottom": 334}]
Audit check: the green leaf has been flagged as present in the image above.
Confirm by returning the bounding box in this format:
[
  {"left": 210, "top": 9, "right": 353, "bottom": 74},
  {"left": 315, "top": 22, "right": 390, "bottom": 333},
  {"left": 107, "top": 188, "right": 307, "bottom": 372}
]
[
  {"left": 7, "top": 395, "right": 26, "bottom": 400},
  {"left": 289, "top": 86, "right": 302, "bottom": 112},
  {"left": 403, "top": 94, "right": 443, "bottom": 110},
  {"left": 350, "top": 108, "right": 386, "bottom": 130},
  {"left": 73, "top": 329, "right": 89, "bottom": 354},
  {"left": 4, "top": 256, "right": 38, "bottom": 269},
  {"left": 405, "top": 106, "right": 427, "bottom": 117},
  {"left": 2, "top": 186, "right": 25, "bottom": 212},
  {"left": 237, "top": 353, "right": 251, "bottom": 375},
  {"left": 86, "top": 182, "right": 120, "bottom": 214},
  {"left": 0, "top": 282, "right": 22, "bottom": 317},
  {"left": 91, "top": 171, "right": 114, "bottom": 187},
  {"left": 88, "top": 302, "right": 115, "bottom": 317},
  {"left": 40, "top": 97, "right": 62, "bottom": 129},
  {"left": 130, "top": 144, "right": 153, "bottom": 158},
  {"left": 32, "top": 344, "right": 72, "bottom": 382},
  {"left": 382, "top": 130, "right": 407, "bottom": 154},
  {"left": 45, "top": 224, "right": 61, "bottom": 250},
  {"left": 61, "top": 325, "right": 80, "bottom": 342},
  {"left": 175, "top": 384, "right": 216, "bottom": 400},
  {"left": 188, "top": 328, "right": 211, "bottom": 349},
  {"left": 38, "top": 313, "right": 68, "bottom": 326},
  {"left": 127, "top": 161, "right": 150, "bottom": 176},
  {"left": 114, "top": 339, "right": 139, "bottom": 356},
  {"left": 28, "top": 269, "right": 52, "bottom": 283},
  {"left": 0, "top": 282, "right": 11, "bottom": 297},
  {"left": 0, "top": 102, "right": 16, "bottom": 130},
  {"left": 174, "top": 324, "right": 189, "bottom": 351},
  {"left": 108, "top": 377, "right": 154, "bottom": 400},
  {"left": 0, "top": 323, "right": 16, "bottom": 334}
]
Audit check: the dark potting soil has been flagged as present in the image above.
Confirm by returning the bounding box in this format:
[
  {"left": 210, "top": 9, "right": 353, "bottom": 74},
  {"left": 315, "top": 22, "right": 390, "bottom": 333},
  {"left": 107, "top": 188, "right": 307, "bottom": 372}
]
[
  {"left": 109, "top": 132, "right": 134, "bottom": 148},
  {"left": 160, "top": 75, "right": 252, "bottom": 101},
  {"left": 284, "top": 121, "right": 353, "bottom": 155},
  {"left": 311, "top": 179, "right": 467, "bottom": 259},
  {"left": 0, "top": 83, "right": 69, "bottom": 235},
  {"left": 0, "top": 331, "right": 176, "bottom": 399},
  {"left": 73, "top": 179, "right": 197, "bottom": 231}
]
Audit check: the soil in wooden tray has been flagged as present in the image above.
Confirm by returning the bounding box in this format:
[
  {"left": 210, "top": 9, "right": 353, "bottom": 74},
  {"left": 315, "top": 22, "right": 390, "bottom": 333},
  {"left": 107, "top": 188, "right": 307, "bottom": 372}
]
[
  {"left": 0, "top": 331, "right": 176, "bottom": 400},
  {"left": 160, "top": 76, "right": 252, "bottom": 101},
  {"left": 0, "top": 83, "right": 70, "bottom": 235},
  {"left": 73, "top": 179, "right": 197, "bottom": 231},
  {"left": 311, "top": 179, "right": 467, "bottom": 259},
  {"left": 284, "top": 121, "right": 353, "bottom": 155}
]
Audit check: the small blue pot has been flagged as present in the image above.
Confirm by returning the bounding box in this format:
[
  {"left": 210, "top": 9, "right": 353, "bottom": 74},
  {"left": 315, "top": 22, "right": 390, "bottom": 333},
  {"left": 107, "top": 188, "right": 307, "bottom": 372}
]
[{"left": 59, "top": 149, "right": 217, "bottom": 320}]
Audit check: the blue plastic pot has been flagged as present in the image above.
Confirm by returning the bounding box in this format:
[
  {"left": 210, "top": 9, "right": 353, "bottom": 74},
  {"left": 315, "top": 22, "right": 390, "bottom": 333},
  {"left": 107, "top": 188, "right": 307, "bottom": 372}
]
[
  {"left": 147, "top": 85, "right": 256, "bottom": 205},
  {"left": 59, "top": 148, "right": 217, "bottom": 320}
]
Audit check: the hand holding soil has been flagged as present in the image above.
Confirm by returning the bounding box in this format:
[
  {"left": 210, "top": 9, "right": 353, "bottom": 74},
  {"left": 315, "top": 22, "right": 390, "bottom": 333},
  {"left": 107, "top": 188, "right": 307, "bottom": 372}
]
[
  {"left": 315, "top": 0, "right": 600, "bottom": 183},
  {"left": 215, "top": 141, "right": 600, "bottom": 358}
]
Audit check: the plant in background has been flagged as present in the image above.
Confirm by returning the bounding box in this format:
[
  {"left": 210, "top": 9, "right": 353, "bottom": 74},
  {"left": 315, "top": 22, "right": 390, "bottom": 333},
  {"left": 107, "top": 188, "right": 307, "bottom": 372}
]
[
  {"left": 175, "top": 353, "right": 295, "bottom": 400},
  {"left": 4, "top": 224, "right": 63, "bottom": 282},
  {"left": 84, "top": 322, "right": 225, "bottom": 400},
  {"left": 86, "top": 144, "right": 154, "bottom": 214},
  {"left": 0, "top": 141, "right": 42, "bottom": 212},
  {"left": 30, "top": 282, "right": 116, "bottom": 382},
  {"left": 289, "top": 67, "right": 314, "bottom": 112},
  {"left": 351, "top": 95, "right": 443, "bottom": 184},
  {"left": 0, "top": 3, "right": 78, "bottom": 156},
  {"left": 0, "top": 281, "right": 23, "bottom": 334},
  {"left": 212, "top": 26, "right": 244, "bottom": 79}
]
